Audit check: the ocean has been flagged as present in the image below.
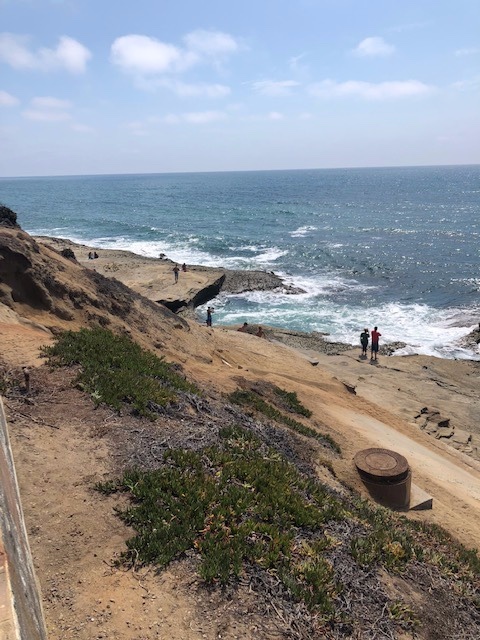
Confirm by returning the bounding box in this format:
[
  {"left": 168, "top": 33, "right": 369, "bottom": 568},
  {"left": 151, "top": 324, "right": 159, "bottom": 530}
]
[{"left": 1, "top": 165, "right": 479, "bottom": 359}]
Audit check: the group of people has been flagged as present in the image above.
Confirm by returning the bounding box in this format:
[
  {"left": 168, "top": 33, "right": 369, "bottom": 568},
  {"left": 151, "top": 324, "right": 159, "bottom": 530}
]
[
  {"left": 88, "top": 251, "right": 99, "bottom": 260},
  {"left": 237, "top": 322, "right": 265, "bottom": 338},
  {"left": 360, "top": 326, "right": 381, "bottom": 361}
]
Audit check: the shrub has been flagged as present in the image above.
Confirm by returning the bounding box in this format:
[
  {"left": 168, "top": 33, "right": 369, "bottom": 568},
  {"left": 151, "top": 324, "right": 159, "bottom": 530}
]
[
  {"left": 102, "top": 426, "right": 344, "bottom": 615},
  {"left": 42, "top": 327, "right": 198, "bottom": 417},
  {"left": 228, "top": 389, "right": 340, "bottom": 452}
]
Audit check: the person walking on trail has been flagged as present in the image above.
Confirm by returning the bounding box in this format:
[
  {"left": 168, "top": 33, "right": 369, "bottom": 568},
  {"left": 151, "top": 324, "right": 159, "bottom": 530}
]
[
  {"left": 360, "top": 328, "right": 369, "bottom": 357},
  {"left": 173, "top": 264, "right": 179, "bottom": 283},
  {"left": 206, "top": 306, "right": 214, "bottom": 327},
  {"left": 370, "top": 326, "right": 381, "bottom": 361}
]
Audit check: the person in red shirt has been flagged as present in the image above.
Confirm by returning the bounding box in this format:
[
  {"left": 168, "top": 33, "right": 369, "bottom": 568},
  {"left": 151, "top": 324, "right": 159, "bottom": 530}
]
[{"left": 370, "top": 326, "right": 381, "bottom": 361}]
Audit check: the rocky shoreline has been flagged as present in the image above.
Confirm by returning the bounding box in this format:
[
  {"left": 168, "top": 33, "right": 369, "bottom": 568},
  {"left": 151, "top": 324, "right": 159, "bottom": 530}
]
[
  {"left": 34, "top": 236, "right": 303, "bottom": 311},
  {"left": 34, "top": 235, "right": 480, "bottom": 357}
]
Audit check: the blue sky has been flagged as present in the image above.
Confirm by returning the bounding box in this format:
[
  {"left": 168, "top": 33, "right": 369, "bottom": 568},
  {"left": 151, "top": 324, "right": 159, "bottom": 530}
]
[{"left": 0, "top": 0, "right": 479, "bottom": 176}]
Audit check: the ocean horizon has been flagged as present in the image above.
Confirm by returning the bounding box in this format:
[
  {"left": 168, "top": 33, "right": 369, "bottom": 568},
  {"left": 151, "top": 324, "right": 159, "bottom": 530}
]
[{"left": 2, "top": 164, "right": 479, "bottom": 360}]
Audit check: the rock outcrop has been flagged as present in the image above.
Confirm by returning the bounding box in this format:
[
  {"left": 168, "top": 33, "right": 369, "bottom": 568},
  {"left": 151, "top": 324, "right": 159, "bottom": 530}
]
[
  {"left": 35, "top": 236, "right": 303, "bottom": 313},
  {"left": 0, "top": 228, "right": 188, "bottom": 345},
  {"left": 0, "top": 205, "right": 20, "bottom": 229}
]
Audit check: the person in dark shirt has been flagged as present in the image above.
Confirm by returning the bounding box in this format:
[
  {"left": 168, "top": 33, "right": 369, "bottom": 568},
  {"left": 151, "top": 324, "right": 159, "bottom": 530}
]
[
  {"left": 206, "top": 306, "right": 214, "bottom": 326},
  {"left": 360, "top": 328, "right": 369, "bottom": 357}
]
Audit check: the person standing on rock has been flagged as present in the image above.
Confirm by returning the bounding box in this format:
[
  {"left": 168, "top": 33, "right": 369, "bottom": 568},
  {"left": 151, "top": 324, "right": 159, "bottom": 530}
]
[
  {"left": 370, "top": 326, "right": 381, "bottom": 361},
  {"left": 360, "top": 328, "right": 369, "bottom": 357},
  {"left": 206, "top": 306, "right": 214, "bottom": 327},
  {"left": 173, "top": 264, "right": 179, "bottom": 283}
]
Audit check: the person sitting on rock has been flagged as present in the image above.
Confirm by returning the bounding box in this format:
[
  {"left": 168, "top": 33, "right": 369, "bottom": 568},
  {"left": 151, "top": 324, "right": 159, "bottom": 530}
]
[
  {"left": 238, "top": 322, "right": 249, "bottom": 332},
  {"left": 256, "top": 326, "right": 266, "bottom": 338}
]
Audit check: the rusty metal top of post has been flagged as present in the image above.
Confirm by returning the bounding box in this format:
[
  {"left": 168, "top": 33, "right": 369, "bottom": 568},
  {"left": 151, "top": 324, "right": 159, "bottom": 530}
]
[{"left": 354, "top": 448, "right": 409, "bottom": 482}]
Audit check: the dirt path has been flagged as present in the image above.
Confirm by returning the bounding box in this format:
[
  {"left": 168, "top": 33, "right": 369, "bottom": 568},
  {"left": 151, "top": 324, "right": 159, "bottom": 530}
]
[{"left": 324, "top": 404, "right": 480, "bottom": 548}]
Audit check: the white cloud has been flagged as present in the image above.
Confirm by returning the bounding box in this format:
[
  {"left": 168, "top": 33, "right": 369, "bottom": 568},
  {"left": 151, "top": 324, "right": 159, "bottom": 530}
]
[
  {"left": 353, "top": 37, "right": 395, "bottom": 58},
  {"left": 184, "top": 110, "right": 227, "bottom": 124},
  {"left": 31, "top": 96, "right": 71, "bottom": 109},
  {"left": 252, "top": 80, "right": 300, "bottom": 96},
  {"left": 309, "top": 79, "right": 434, "bottom": 100},
  {"left": 23, "top": 95, "right": 72, "bottom": 121},
  {"left": 150, "top": 78, "right": 231, "bottom": 98},
  {"left": 183, "top": 30, "right": 239, "bottom": 57},
  {"left": 289, "top": 53, "right": 307, "bottom": 72},
  {"left": 268, "top": 111, "right": 284, "bottom": 120},
  {"left": 451, "top": 76, "right": 480, "bottom": 91},
  {"left": 23, "top": 109, "right": 71, "bottom": 121},
  {"left": 455, "top": 47, "right": 480, "bottom": 57},
  {"left": 53, "top": 36, "right": 92, "bottom": 73},
  {"left": 174, "top": 82, "right": 230, "bottom": 98},
  {"left": 111, "top": 35, "right": 195, "bottom": 74},
  {"left": 160, "top": 110, "right": 227, "bottom": 124},
  {"left": 0, "top": 90, "right": 19, "bottom": 106},
  {"left": 111, "top": 30, "right": 240, "bottom": 79},
  {"left": 162, "top": 114, "right": 181, "bottom": 124},
  {"left": 0, "top": 33, "right": 91, "bottom": 73}
]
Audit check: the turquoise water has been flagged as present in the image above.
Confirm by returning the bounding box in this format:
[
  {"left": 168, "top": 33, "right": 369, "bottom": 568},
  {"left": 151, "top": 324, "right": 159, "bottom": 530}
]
[{"left": 1, "top": 165, "right": 479, "bottom": 358}]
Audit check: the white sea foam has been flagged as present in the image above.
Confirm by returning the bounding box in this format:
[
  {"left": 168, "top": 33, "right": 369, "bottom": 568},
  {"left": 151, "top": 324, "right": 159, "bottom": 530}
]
[
  {"left": 289, "top": 225, "right": 317, "bottom": 237},
  {"left": 98, "top": 237, "right": 219, "bottom": 266},
  {"left": 228, "top": 244, "right": 263, "bottom": 252},
  {"left": 205, "top": 296, "right": 480, "bottom": 360},
  {"left": 255, "top": 248, "right": 288, "bottom": 263}
]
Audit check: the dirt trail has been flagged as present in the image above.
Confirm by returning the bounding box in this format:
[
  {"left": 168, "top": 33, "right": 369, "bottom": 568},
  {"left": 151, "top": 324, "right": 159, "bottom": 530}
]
[{"left": 324, "top": 404, "right": 480, "bottom": 546}]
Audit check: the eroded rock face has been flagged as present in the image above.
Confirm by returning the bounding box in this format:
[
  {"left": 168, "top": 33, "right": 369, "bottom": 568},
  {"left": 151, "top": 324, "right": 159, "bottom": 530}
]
[
  {"left": 0, "top": 231, "right": 53, "bottom": 311},
  {"left": 0, "top": 228, "right": 187, "bottom": 336},
  {"left": 0, "top": 205, "right": 20, "bottom": 229}
]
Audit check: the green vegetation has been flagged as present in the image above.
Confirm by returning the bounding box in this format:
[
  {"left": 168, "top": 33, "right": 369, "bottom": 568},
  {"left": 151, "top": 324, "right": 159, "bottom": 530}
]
[
  {"left": 388, "top": 601, "right": 418, "bottom": 629},
  {"left": 98, "top": 425, "right": 343, "bottom": 615},
  {"left": 42, "top": 327, "right": 198, "bottom": 417},
  {"left": 272, "top": 385, "right": 312, "bottom": 417},
  {"left": 98, "top": 424, "right": 480, "bottom": 621},
  {"left": 408, "top": 520, "right": 480, "bottom": 584},
  {"left": 0, "top": 371, "right": 7, "bottom": 395},
  {"left": 228, "top": 388, "right": 340, "bottom": 452},
  {"left": 45, "top": 328, "right": 479, "bottom": 625}
]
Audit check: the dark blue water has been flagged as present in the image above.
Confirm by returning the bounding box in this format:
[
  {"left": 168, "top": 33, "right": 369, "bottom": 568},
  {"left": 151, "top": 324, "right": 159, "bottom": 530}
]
[{"left": 1, "top": 166, "right": 479, "bottom": 358}]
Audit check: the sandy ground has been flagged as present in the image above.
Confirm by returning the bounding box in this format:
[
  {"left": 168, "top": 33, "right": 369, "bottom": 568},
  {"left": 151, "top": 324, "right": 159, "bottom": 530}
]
[
  {"left": 5, "top": 325, "right": 480, "bottom": 640},
  {"left": 2, "top": 232, "right": 480, "bottom": 639},
  {"left": 5, "top": 318, "right": 480, "bottom": 550}
]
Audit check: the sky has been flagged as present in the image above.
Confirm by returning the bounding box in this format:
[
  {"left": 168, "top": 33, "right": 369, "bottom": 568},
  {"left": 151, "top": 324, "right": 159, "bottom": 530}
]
[{"left": 0, "top": 0, "right": 479, "bottom": 176}]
